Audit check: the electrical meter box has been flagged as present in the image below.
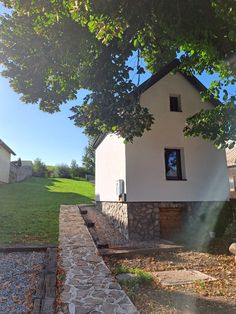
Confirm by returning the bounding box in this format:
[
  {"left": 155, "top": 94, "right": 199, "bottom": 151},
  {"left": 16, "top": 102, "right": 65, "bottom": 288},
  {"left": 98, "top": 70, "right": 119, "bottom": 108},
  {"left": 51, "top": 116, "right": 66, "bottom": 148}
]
[
  {"left": 116, "top": 179, "right": 126, "bottom": 201},
  {"left": 116, "top": 179, "right": 124, "bottom": 195}
]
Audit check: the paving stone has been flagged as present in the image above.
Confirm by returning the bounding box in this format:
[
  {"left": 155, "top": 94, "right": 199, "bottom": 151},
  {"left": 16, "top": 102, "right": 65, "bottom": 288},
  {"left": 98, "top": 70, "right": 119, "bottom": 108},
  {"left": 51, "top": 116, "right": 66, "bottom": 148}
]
[
  {"left": 101, "top": 303, "right": 117, "bottom": 313},
  {"left": 75, "top": 305, "right": 91, "bottom": 314},
  {"left": 58, "top": 205, "right": 139, "bottom": 314},
  {"left": 154, "top": 270, "right": 217, "bottom": 286}
]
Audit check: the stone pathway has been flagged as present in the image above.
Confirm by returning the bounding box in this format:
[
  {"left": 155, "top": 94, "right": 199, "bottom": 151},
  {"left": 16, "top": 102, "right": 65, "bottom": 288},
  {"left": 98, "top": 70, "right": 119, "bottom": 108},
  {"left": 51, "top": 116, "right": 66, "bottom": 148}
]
[{"left": 58, "top": 205, "right": 138, "bottom": 314}]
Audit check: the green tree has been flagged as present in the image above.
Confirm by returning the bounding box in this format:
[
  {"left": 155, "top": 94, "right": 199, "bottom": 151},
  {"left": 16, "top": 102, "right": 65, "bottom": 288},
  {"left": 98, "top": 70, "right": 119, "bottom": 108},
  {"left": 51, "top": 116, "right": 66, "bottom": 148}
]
[
  {"left": 0, "top": 1, "right": 235, "bottom": 146},
  {"left": 33, "top": 158, "right": 47, "bottom": 177},
  {"left": 46, "top": 165, "right": 55, "bottom": 178},
  {"left": 54, "top": 164, "right": 71, "bottom": 178},
  {"left": 77, "top": 167, "right": 87, "bottom": 179},
  {"left": 82, "top": 141, "right": 95, "bottom": 175},
  {"left": 17, "top": 158, "right": 22, "bottom": 167},
  {"left": 70, "top": 159, "right": 79, "bottom": 178}
]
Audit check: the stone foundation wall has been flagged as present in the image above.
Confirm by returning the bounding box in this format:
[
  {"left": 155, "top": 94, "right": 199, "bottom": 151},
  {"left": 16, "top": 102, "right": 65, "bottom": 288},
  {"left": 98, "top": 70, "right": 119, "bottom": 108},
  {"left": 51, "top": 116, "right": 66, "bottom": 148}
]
[
  {"left": 184, "top": 201, "right": 230, "bottom": 248},
  {"left": 128, "top": 202, "right": 160, "bottom": 241},
  {"left": 96, "top": 201, "right": 226, "bottom": 243},
  {"left": 96, "top": 201, "right": 129, "bottom": 239}
]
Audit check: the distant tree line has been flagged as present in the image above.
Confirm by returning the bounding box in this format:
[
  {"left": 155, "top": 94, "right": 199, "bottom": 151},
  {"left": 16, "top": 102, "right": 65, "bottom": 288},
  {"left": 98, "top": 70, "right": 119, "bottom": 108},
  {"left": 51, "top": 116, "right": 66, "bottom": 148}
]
[
  {"left": 33, "top": 159, "right": 92, "bottom": 179},
  {"left": 33, "top": 140, "right": 95, "bottom": 179}
]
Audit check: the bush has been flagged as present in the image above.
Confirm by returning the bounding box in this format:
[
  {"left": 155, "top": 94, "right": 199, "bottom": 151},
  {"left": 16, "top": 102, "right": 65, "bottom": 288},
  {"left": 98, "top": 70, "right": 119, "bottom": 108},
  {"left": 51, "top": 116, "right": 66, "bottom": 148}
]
[
  {"left": 53, "top": 164, "right": 71, "bottom": 178},
  {"left": 33, "top": 158, "right": 47, "bottom": 177},
  {"left": 70, "top": 160, "right": 79, "bottom": 178},
  {"left": 46, "top": 165, "right": 55, "bottom": 178},
  {"left": 77, "top": 167, "right": 87, "bottom": 178}
]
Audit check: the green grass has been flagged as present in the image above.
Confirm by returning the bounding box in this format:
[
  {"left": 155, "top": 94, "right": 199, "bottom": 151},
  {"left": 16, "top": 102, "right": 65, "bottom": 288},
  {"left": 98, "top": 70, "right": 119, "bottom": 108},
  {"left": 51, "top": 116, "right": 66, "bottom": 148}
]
[
  {"left": 114, "top": 265, "right": 153, "bottom": 300},
  {"left": 115, "top": 265, "right": 153, "bottom": 283},
  {"left": 0, "top": 177, "right": 94, "bottom": 245}
]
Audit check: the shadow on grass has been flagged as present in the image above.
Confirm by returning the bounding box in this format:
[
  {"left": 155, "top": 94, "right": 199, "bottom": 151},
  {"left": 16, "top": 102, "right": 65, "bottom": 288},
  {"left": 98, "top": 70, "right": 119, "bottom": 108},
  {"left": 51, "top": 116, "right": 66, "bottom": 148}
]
[
  {"left": 0, "top": 177, "right": 94, "bottom": 245},
  {"left": 140, "top": 286, "right": 236, "bottom": 314}
]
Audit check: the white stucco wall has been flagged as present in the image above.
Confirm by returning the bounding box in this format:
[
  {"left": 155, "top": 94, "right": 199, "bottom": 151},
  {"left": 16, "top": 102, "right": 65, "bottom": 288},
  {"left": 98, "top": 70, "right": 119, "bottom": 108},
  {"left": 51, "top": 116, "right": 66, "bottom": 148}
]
[
  {"left": 95, "top": 134, "right": 126, "bottom": 201},
  {"left": 0, "top": 145, "right": 11, "bottom": 183},
  {"left": 125, "top": 72, "right": 229, "bottom": 202}
]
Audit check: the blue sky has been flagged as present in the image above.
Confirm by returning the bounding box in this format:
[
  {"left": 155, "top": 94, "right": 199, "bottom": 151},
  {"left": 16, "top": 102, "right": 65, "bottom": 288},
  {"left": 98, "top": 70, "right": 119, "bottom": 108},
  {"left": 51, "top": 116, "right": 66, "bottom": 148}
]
[
  {"left": 0, "top": 76, "right": 89, "bottom": 165},
  {"left": 0, "top": 4, "right": 234, "bottom": 165}
]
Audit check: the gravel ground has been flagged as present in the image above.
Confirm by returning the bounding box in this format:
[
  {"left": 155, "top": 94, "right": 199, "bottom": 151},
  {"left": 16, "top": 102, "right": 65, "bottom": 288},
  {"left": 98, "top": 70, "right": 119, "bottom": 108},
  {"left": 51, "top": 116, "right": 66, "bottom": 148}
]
[{"left": 0, "top": 251, "right": 45, "bottom": 314}]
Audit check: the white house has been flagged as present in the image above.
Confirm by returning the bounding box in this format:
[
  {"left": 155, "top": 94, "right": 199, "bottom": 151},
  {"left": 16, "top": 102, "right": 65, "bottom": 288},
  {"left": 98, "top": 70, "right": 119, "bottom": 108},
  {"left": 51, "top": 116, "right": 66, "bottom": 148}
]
[
  {"left": 0, "top": 139, "right": 16, "bottom": 183},
  {"left": 94, "top": 60, "right": 230, "bottom": 241}
]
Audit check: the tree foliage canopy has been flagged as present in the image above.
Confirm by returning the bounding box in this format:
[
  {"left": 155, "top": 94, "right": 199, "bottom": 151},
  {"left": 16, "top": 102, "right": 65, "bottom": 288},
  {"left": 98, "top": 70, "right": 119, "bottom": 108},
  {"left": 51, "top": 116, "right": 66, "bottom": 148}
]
[
  {"left": 33, "top": 158, "right": 47, "bottom": 177},
  {"left": 0, "top": 0, "right": 236, "bottom": 146},
  {"left": 82, "top": 139, "right": 95, "bottom": 175}
]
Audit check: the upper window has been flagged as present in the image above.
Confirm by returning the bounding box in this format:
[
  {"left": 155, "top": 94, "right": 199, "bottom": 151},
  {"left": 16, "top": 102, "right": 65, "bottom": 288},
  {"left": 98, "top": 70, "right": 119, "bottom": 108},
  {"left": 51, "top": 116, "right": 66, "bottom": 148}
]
[
  {"left": 170, "top": 95, "right": 181, "bottom": 112},
  {"left": 165, "top": 149, "right": 182, "bottom": 180}
]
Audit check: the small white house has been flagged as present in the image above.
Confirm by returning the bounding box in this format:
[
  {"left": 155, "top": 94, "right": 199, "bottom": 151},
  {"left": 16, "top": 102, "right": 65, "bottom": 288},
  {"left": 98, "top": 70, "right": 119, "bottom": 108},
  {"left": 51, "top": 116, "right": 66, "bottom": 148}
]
[
  {"left": 0, "top": 139, "right": 16, "bottom": 183},
  {"left": 94, "top": 60, "right": 230, "bottom": 241}
]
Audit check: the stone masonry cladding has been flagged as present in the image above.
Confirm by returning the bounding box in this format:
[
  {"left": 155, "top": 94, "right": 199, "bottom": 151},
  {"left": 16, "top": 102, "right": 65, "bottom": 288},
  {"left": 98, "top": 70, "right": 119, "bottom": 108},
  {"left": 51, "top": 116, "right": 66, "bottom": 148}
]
[
  {"left": 96, "top": 202, "right": 129, "bottom": 239},
  {"left": 96, "top": 201, "right": 226, "bottom": 242}
]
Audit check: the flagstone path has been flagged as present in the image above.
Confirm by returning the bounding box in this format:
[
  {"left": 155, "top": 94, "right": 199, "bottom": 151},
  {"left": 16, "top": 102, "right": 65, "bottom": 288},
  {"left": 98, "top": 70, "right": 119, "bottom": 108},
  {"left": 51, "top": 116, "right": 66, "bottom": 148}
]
[{"left": 58, "top": 205, "right": 138, "bottom": 314}]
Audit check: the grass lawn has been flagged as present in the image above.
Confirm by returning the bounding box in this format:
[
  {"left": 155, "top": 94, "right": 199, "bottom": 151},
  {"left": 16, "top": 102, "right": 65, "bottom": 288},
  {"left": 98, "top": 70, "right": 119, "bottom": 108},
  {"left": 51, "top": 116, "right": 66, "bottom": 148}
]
[{"left": 0, "top": 177, "right": 94, "bottom": 245}]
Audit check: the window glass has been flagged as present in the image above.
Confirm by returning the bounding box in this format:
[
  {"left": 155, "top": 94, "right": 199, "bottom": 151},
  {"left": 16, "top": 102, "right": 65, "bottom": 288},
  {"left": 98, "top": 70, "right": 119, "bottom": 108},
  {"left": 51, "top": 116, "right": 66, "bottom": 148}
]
[
  {"left": 165, "top": 149, "right": 182, "bottom": 180},
  {"left": 170, "top": 96, "right": 181, "bottom": 112}
]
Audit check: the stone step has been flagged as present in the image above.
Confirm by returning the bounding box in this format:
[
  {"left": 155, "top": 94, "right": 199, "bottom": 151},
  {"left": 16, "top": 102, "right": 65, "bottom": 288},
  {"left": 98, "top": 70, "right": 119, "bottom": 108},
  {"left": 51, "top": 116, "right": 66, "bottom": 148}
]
[
  {"left": 97, "top": 242, "right": 109, "bottom": 249},
  {"left": 83, "top": 217, "right": 95, "bottom": 228},
  {"left": 79, "top": 208, "right": 88, "bottom": 215}
]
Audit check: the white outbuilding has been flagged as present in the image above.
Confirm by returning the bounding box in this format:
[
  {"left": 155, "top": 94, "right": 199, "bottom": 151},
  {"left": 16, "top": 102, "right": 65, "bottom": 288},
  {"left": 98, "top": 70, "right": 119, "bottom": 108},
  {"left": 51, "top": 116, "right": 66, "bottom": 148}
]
[
  {"left": 0, "top": 139, "right": 16, "bottom": 183},
  {"left": 93, "top": 60, "right": 230, "bottom": 241}
]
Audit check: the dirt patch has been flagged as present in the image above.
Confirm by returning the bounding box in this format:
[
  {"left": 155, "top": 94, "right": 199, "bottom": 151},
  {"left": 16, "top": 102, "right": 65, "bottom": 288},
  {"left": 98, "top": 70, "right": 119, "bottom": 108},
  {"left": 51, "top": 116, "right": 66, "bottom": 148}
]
[{"left": 105, "top": 249, "right": 236, "bottom": 313}]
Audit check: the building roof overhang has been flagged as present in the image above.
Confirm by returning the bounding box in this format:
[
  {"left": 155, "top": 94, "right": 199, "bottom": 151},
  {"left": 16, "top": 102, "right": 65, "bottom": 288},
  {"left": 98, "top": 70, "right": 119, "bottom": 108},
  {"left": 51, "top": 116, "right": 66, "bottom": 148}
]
[{"left": 0, "top": 139, "right": 16, "bottom": 155}]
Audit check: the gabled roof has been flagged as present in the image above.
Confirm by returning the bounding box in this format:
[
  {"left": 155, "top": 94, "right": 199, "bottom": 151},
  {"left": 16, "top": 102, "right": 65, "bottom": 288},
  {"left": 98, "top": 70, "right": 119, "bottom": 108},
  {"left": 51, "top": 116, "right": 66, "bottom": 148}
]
[
  {"left": 92, "top": 134, "right": 107, "bottom": 150},
  {"left": 0, "top": 139, "right": 16, "bottom": 155},
  {"left": 93, "top": 59, "right": 222, "bottom": 149},
  {"left": 226, "top": 146, "right": 236, "bottom": 167},
  {"left": 135, "top": 59, "right": 221, "bottom": 107}
]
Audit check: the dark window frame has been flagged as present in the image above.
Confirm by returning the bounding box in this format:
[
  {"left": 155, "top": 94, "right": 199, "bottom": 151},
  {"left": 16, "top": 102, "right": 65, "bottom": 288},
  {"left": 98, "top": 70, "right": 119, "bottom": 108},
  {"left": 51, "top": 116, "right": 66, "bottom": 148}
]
[
  {"left": 165, "top": 149, "right": 183, "bottom": 180},
  {"left": 169, "top": 95, "right": 181, "bottom": 112}
]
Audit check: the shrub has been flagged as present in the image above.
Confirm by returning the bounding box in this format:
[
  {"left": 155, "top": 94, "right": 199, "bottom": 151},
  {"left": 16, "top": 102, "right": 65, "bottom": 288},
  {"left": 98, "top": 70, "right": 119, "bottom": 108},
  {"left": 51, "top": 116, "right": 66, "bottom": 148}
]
[
  {"left": 46, "top": 165, "right": 55, "bottom": 178},
  {"left": 33, "top": 158, "right": 47, "bottom": 177},
  {"left": 53, "top": 164, "right": 71, "bottom": 178},
  {"left": 77, "top": 167, "right": 87, "bottom": 178},
  {"left": 70, "top": 159, "right": 79, "bottom": 178}
]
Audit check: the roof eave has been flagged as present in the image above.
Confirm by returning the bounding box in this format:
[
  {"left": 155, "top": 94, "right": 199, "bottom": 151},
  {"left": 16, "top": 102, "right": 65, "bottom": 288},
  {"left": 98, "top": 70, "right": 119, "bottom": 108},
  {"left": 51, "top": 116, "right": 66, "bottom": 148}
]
[
  {"left": 0, "top": 140, "right": 16, "bottom": 155},
  {"left": 92, "top": 134, "right": 107, "bottom": 149}
]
